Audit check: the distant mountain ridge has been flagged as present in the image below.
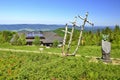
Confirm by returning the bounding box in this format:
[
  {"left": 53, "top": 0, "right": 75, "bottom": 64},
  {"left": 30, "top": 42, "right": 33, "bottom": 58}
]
[
  {"left": 0, "top": 24, "right": 114, "bottom": 31},
  {"left": 0, "top": 24, "right": 65, "bottom": 31}
]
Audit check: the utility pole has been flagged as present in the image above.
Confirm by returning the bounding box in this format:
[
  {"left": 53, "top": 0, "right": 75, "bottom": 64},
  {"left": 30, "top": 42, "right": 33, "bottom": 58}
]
[{"left": 72, "top": 12, "right": 94, "bottom": 55}]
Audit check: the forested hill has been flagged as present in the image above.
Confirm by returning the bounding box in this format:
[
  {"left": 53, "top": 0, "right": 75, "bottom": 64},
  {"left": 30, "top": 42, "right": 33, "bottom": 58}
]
[
  {"left": 0, "top": 24, "right": 65, "bottom": 31},
  {"left": 54, "top": 25, "right": 120, "bottom": 46},
  {"left": 0, "top": 24, "right": 114, "bottom": 31}
]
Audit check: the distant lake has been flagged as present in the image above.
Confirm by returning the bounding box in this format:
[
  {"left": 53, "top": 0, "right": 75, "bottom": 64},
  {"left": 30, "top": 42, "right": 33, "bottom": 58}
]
[{"left": 0, "top": 24, "right": 114, "bottom": 32}]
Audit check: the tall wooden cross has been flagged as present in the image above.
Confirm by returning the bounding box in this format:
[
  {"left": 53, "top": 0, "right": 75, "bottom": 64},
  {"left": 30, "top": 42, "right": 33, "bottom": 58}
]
[
  {"left": 62, "top": 12, "right": 93, "bottom": 56},
  {"left": 72, "top": 12, "right": 94, "bottom": 55}
]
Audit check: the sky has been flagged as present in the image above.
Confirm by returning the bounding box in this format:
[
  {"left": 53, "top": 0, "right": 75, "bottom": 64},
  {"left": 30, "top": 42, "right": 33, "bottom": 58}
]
[{"left": 0, "top": 0, "right": 120, "bottom": 26}]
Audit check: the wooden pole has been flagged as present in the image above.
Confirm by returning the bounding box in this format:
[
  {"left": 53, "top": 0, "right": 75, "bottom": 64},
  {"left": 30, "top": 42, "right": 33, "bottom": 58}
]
[
  {"left": 66, "top": 24, "right": 75, "bottom": 55},
  {"left": 62, "top": 24, "right": 68, "bottom": 55},
  {"left": 72, "top": 12, "right": 94, "bottom": 55},
  {"left": 66, "top": 17, "right": 77, "bottom": 55}
]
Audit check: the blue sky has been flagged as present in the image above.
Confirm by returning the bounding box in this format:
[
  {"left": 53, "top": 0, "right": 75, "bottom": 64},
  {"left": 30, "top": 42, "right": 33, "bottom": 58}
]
[{"left": 0, "top": 0, "right": 120, "bottom": 26}]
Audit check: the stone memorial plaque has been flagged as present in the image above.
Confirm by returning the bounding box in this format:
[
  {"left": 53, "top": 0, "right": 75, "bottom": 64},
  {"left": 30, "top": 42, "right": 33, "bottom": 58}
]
[
  {"left": 101, "top": 40, "right": 112, "bottom": 62},
  {"left": 102, "top": 40, "right": 111, "bottom": 54}
]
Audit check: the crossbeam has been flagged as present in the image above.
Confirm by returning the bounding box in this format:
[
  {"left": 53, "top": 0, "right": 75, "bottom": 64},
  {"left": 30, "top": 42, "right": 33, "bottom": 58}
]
[
  {"left": 78, "top": 15, "right": 94, "bottom": 26},
  {"left": 61, "top": 30, "right": 71, "bottom": 34},
  {"left": 70, "top": 16, "right": 77, "bottom": 26}
]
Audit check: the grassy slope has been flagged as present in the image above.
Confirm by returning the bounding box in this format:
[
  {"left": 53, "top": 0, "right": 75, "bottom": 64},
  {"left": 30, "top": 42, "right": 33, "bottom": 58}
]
[
  {"left": 0, "top": 51, "right": 120, "bottom": 80},
  {"left": 0, "top": 43, "right": 119, "bottom": 58},
  {"left": 0, "top": 43, "right": 39, "bottom": 51},
  {"left": 0, "top": 28, "right": 119, "bottom": 79},
  {"left": 54, "top": 28, "right": 120, "bottom": 58}
]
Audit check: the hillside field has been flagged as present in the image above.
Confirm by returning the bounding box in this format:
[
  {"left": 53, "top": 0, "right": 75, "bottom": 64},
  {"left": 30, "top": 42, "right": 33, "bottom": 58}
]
[
  {"left": 0, "top": 26, "right": 120, "bottom": 79},
  {"left": 0, "top": 44, "right": 120, "bottom": 80}
]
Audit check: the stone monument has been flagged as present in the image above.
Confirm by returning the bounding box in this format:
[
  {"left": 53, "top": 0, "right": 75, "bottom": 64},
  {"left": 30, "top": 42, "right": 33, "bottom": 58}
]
[{"left": 101, "top": 35, "right": 112, "bottom": 62}]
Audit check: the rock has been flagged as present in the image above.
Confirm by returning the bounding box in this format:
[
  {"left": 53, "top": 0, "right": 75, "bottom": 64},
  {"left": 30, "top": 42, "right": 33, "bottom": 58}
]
[
  {"left": 101, "top": 40, "right": 112, "bottom": 62},
  {"left": 39, "top": 48, "right": 44, "bottom": 51}
]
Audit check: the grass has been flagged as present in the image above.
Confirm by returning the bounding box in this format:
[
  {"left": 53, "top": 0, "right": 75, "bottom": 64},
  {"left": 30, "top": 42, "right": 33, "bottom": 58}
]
[
  {"left": 0, "top": 51, "right": 120, "bottom": 80},
  {"left": 62, "top": 45, "right": 120, "bottom": 58},
  {"left": 70, "top": 45, "right": 101, "bottom": 57},
  {"left": 0, "top": 43, "right": 120, "bottom": 58},
  {"left": 0, "top": 43, "right": 40, "bottom": 51}
]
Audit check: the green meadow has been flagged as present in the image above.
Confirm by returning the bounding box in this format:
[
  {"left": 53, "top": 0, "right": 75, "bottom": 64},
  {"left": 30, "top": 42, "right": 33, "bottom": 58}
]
[
  {"left": 0, "top": 26, "right": 120, "bottom": 80},
  {"left": 0, "top": 43, "right": 120, "bottom": 80}
]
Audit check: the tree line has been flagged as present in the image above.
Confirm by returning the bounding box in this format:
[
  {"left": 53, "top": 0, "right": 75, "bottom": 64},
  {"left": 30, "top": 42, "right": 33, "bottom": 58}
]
[
  {"left": 55, "top": 25, "right": 120, "bottom": 46},
  {"left": 0, "top": 31, "right": 41, "bottom": 46},
  {"left": 0, "top": 31, "right": 58, "bottom": 47},
  {"left": 0, "top": 25, "right": 119, "bottom": 47}
]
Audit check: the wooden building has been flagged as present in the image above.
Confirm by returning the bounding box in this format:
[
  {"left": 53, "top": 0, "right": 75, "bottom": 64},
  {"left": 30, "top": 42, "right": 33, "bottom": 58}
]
[{"left": 12, "top": 31, "right": 63, "bottom": 46}]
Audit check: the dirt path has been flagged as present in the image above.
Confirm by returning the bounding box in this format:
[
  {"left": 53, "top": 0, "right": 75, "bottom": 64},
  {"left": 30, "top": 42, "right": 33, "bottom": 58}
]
[
  {"left": 0, "top": 48, "right": 40, "bottom": 53},
  {"left": 88, "top": 56, "right": 120, "bottom": 65},
  {"left": 0, "top": 48, "right": 120, "bottom": 65}
]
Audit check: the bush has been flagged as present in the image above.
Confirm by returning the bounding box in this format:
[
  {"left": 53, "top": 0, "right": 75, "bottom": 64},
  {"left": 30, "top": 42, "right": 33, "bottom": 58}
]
[
  {"left": 33, "top": 36, "right": 40, "bottom": 46},
  {"left": 53, "top": 40, "right": 59, "bottom": 47},
  {"left": 11, "top": 33, "right": 26, "bottom": 45}
]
